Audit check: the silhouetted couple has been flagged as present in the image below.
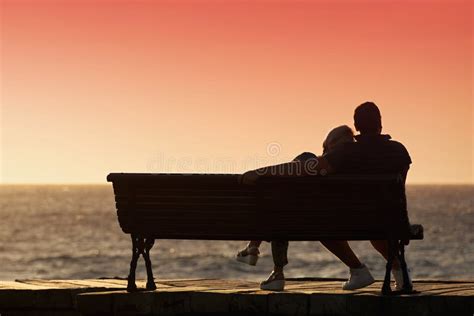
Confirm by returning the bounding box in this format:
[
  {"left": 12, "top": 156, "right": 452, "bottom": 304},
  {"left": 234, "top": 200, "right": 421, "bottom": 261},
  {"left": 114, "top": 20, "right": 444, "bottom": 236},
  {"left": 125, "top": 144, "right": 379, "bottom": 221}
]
[{"left": 237, "top": 102, "right": 412, "bottom": 291}]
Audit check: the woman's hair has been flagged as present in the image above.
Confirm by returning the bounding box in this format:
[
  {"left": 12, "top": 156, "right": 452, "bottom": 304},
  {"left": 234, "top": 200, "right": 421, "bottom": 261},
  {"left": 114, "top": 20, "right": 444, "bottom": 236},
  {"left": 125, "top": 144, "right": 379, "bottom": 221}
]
[{"left": 323, "top": 125, "right": 354, "bottom": 154}]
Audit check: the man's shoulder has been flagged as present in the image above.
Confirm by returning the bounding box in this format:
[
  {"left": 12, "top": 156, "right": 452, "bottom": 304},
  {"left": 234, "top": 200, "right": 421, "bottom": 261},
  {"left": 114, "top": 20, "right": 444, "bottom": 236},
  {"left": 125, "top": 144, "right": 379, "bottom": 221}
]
[
  {"left": 383, "top": 138, "right": 412, "bottom": 165},
  {"left": 355, "top": 134, "right": 409, "bottom": 153},
  {"left": 387, "top": 138, "right": 407, "bottom": 147},
  {"left": 386, "top": 139, "right": 410, "bottom": 153},
  {"left": 325, "top": 136, "right": 412, "bottom": 170}
]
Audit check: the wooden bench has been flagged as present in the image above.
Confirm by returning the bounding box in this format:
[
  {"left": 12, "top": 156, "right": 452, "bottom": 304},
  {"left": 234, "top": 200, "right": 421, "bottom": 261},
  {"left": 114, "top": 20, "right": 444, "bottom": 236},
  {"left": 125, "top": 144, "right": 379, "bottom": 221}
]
[{"left": 107, "top": 173, "right": 423, "bottom": 295}]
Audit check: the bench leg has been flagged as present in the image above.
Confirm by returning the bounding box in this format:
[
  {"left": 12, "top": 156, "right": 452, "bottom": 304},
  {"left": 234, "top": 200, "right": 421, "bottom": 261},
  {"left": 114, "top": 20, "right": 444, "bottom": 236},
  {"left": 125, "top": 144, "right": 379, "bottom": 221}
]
[
  {"left": 397, "top": 241, "right": 413, "bottom": 293},
  {"left": 127, "top": 234, "right": 141, "bottom": 292},
  {"left": 382, "top": 239, "right": 396, "bottom": 295},
  {"left": 143, "top": 238, "right": 157, "bottom": 291},
  {"left": 127, "top": 235, "right": 156, "bottom": 292}
]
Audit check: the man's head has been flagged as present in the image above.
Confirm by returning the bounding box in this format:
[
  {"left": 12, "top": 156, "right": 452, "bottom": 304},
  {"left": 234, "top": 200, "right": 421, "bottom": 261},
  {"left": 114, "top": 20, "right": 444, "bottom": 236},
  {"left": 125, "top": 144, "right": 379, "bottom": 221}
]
[{"left": 354, "top": 101, "right": 382, "bottom": 134}]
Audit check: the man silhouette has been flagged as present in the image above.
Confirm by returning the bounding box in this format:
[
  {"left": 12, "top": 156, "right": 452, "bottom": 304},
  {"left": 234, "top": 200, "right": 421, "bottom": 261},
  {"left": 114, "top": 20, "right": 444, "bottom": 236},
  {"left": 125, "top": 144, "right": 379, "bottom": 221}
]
[{"left": 242, "top": 102, "right": 412, "bottom": 291}]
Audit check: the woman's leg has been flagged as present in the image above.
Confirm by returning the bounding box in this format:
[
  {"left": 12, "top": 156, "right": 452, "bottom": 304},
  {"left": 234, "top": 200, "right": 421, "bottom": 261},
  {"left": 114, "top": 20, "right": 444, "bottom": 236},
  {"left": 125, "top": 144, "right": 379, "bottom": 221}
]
[
  {"left": 248, "top": 240, "right": 262, "bottom": 249},
  {"left": 238, "top": 240, "right": 261, "bottom": 256},
  {"left": 271, "top": 240, "right": 289, "bottom": 271},
  {"left": 259, "top": 240, "right": 287, "bottom": 290}
]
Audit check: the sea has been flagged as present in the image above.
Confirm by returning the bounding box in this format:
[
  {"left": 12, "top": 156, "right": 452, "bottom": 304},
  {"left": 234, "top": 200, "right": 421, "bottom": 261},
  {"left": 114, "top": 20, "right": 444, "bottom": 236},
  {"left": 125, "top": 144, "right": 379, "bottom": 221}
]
[{"left": 0, "top": 185, "right": 472, "bottom": 282}]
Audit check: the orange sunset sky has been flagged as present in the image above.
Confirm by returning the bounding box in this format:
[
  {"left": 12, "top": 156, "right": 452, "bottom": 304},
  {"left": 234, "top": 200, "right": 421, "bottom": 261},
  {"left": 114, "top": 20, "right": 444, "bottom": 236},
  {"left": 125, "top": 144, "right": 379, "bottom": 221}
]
[{"left": 1, "top": 0, "right": 473, "bottom": 184}]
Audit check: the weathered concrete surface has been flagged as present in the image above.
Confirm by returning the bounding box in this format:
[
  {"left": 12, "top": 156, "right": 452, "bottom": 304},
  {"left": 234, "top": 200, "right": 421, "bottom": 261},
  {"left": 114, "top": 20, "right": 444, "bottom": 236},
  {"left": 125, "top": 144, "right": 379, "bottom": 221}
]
[{"left": 0, "top": 278, "right": 472, "bottom": 316}]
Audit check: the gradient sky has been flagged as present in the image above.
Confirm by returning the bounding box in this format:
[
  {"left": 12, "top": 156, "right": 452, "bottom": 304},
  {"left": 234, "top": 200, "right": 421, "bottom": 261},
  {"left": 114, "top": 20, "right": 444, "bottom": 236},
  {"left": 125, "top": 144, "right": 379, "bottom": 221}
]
[{"left": 1, "top": 0, "right": 473, "bottom": 184}]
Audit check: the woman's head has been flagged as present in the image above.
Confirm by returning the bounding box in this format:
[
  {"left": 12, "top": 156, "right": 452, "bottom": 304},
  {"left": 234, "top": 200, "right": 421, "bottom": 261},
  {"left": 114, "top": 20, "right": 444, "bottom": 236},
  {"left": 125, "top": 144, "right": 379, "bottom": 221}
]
[{"left": 323, "top": 125, "right": 354, "bottom": 154}]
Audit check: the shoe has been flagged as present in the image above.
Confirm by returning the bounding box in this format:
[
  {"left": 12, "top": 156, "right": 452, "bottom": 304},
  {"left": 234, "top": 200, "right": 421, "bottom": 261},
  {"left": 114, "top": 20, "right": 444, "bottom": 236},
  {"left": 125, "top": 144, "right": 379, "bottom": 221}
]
[
  {"left": 393, "top": 267, "right": 412, "bottom": 290},
  {"left": 260, "top": 271, "right": 285, "bottom": 291},
  {"left": 236, "top": 246, "right": 260, "bottom": 266},
  {"left": 342, "top": 264, "right": 375, "bottom": 290}
]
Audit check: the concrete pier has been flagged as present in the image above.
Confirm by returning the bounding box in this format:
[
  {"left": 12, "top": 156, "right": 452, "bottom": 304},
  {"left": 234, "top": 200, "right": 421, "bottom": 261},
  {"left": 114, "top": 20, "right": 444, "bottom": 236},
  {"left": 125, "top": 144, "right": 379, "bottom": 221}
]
[{"left": 0, "top": 278, "right": 473, "bottom": 315}]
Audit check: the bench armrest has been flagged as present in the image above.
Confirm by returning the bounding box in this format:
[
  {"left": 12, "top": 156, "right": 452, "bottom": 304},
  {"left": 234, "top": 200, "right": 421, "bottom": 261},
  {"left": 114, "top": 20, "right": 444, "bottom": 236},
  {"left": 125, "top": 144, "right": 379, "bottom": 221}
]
[{"left": 409, "top": 224, "right": 423, "bottom": 240}]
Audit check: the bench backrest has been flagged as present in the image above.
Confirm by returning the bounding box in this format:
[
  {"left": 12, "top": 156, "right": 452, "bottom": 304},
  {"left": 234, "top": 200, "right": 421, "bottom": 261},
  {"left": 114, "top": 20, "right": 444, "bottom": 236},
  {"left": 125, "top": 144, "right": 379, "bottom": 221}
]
[{"left": 107, "top": 173, "right": 411, "bottom": 241}]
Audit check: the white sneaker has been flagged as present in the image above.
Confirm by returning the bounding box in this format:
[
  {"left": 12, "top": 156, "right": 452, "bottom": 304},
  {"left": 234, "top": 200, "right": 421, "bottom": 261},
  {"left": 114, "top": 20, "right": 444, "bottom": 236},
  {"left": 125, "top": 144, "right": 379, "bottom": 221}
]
[
  {"left": 260, "top": 271, "right": 285, "bottom": 291},
  {"left": 342, "top": 264, "right": 375, "bottom": 290},
  {"left": 236, "top": 246, "right": 259, "bottom": 266},
  {"left": 393, "top": 267, "right": 412, "bottom": 290}
]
